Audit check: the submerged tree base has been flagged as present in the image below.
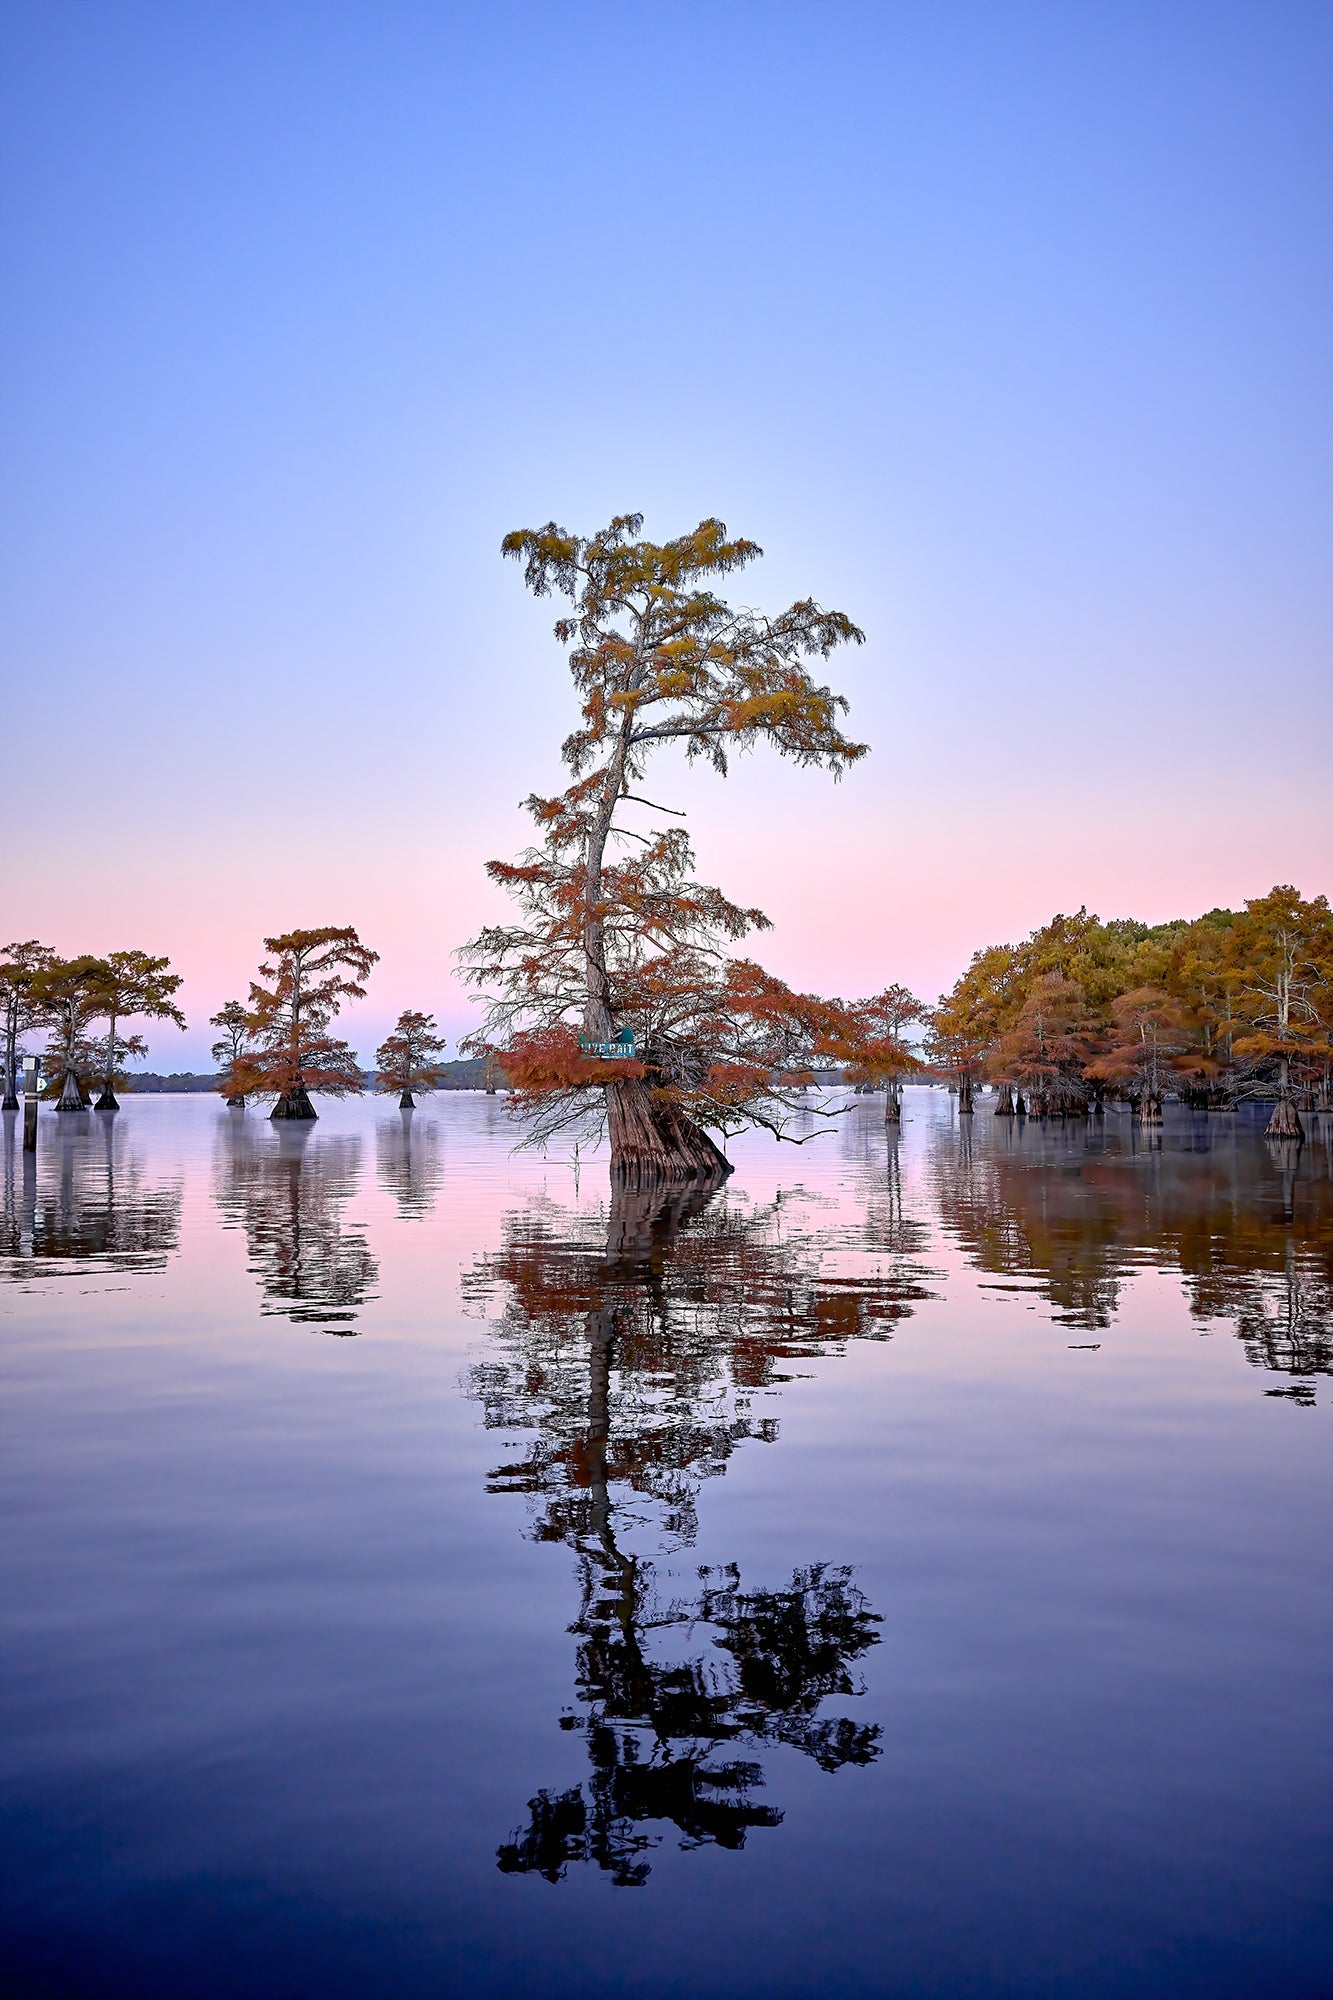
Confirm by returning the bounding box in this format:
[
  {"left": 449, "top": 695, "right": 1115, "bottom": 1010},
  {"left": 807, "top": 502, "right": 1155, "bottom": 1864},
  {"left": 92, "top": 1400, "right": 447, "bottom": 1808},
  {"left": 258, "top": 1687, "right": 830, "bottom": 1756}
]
[
  {"left": 1265, "top": 1097, "right": 1304, "bottom": 1141},
  {"left": 399, "top": 1090, "right": 415, "bottom": 1109},
  {"left": 994, "top": 1084, "right": 1014, "bottom": 1116},
  {"left": 94, "top": 1090, "right": 119, "bottom": 1112},
  {"left": 271, "top": 1085, "right": 318, "bottom": 1121},
  {"left": 57, "top": 1073, "right": 87, "bottom": 1112},
  {"left": 607, "top": 1080, "right": 732, "bottom": 1186},
  {"left": 226, "top": 1094, "right": 247, "bottom": 1109}
]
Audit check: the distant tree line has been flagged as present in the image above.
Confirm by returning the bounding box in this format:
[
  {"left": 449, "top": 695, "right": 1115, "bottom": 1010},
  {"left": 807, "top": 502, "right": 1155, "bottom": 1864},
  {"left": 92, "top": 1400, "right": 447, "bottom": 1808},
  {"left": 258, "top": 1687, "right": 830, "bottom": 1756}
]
[{"left": 914, "top": 885, "right": 1333, "bottom": 1139}]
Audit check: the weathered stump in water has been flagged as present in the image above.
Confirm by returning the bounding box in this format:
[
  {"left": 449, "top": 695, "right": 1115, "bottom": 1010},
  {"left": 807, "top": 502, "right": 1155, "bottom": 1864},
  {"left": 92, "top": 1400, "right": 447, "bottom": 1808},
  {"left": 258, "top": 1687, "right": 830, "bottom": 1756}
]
[
  {"left": 1265, "top": 1096, "right": 1304, "bottom": 1141},
  {"left": 271, "top": 1083, "right": 318, "bottom": 1121}
]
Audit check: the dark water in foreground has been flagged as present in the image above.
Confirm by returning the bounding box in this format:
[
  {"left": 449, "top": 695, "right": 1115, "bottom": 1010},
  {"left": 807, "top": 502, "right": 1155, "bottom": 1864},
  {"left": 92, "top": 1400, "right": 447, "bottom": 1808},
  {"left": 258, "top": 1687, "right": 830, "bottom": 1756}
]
[{"left": 2, "top": 1090, "right": 1329, "bottom": 1999}]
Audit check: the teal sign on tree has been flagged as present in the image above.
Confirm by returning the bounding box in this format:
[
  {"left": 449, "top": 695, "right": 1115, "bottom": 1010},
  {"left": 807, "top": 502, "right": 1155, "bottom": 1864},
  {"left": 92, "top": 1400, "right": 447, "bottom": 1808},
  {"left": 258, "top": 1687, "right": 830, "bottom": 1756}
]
[{"left": 578, "top": 1028, "right": 638, "bottom": 1059}]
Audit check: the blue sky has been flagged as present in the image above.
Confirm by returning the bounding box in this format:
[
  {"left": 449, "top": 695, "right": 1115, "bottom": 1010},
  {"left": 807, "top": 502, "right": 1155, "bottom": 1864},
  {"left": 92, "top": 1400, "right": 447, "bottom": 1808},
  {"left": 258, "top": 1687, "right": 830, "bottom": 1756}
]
[{"left": 3, "top": 1, "right": 1330, "bottom": 1066}]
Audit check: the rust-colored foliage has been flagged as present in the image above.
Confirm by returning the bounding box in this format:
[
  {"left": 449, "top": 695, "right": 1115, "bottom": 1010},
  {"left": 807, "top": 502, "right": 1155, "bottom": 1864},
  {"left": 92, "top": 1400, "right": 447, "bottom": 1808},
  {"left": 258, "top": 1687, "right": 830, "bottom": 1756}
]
[
  {"left": 230, "top": 926, "right": 378, "bottom": 1114},
  {"left": 925, "top": 889, "right": 1333, "bottom": 1117},
  {"left": 374, "top": 1010, "right": 450, "bottom": 1102}
]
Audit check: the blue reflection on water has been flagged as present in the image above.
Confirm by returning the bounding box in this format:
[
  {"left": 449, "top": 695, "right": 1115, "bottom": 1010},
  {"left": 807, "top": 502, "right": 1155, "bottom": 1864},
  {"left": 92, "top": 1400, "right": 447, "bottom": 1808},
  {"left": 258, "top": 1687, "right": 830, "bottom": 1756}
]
[{"left": 1, "top": 1093, "right": 1329, "bottom": 1997}]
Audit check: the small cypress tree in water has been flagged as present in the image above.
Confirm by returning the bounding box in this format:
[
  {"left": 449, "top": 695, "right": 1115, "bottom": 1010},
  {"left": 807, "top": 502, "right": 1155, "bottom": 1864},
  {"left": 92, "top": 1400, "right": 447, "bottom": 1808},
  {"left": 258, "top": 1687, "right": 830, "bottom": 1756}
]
[
  {"left": 374, "top": 1010, "right": 450, "bottom": 1109},
  {"left": 231, "top": 928, "right": 377, "bottom": 1120}
]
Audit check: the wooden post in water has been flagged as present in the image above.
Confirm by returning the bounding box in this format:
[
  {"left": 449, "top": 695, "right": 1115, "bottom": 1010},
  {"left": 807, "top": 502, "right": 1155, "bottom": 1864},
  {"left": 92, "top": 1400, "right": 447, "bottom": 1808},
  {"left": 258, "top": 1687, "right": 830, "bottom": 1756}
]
[{"left": 22, "top": 1055, "right": 38, "bottom": 1152}]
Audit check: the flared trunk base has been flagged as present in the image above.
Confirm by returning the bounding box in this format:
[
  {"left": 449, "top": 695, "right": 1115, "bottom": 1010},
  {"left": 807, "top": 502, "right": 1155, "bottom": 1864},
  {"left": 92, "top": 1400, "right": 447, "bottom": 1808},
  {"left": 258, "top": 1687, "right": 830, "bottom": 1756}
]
[
  {"left": 94, "top": 1090, "right": 119, "bottom": 1111},
  {"left": 57, "top": 1072, "right": 87, "bottom": 1112},
  {"left": 271, "top": 1084, "right": 318, "bottom": 1121},
  {"left": 607, "top": 1080, "right": 731, "bottom": 1186},
  {"left": 399, "top": 1090, "right": 415, "bottom": 1109},
  {"left": 1265, "top": 1097, "right": 1304, "bottom": 1141}
]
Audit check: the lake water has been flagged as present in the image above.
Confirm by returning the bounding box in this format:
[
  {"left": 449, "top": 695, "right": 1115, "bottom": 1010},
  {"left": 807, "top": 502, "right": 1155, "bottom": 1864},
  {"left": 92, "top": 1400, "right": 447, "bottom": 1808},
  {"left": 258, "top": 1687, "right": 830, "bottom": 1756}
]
[{"left": 2, "top": 1090, "right": 1329, "bottom": 1999}]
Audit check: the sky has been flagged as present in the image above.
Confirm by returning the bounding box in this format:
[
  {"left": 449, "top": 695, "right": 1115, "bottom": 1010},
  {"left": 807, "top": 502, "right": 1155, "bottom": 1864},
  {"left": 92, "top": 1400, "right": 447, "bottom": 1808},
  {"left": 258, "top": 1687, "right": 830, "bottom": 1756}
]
[{"left": 3, "top": 0, "right": 1331, "bottom": 1068}]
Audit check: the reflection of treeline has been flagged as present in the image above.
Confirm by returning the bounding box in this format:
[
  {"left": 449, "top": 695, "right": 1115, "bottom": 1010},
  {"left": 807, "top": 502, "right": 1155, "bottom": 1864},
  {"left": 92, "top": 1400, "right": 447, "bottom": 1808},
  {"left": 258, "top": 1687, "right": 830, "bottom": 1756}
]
[
  {"left": 928, "top": 1120, "right": 1332, "bottom": 1381},
  {"left": 926, "top": 888, "right": 1333, "bottom": 1131},
  {"left": 0, "top": 1114, "right": 181, "bottom": 1273}
]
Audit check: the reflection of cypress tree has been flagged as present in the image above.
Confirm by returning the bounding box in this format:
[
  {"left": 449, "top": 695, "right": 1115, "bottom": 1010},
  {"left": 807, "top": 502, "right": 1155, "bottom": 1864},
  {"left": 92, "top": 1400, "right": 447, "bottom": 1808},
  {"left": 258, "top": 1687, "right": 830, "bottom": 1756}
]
[
  {"left": 470, "top": 1183, "right": 891, "bottom": 1885},
  {"left": 375, "top": 1111, "right": 443, "bottom": 1220},
  {"left": 214, "top": 1118, "right": 377, "bottom": 1331},
  {"left": 926, "top": 1117, "right": 1332, "bottom": 1383},
  {"left": 0, "top": 1109, "right": 181, "bottom": 1273}
]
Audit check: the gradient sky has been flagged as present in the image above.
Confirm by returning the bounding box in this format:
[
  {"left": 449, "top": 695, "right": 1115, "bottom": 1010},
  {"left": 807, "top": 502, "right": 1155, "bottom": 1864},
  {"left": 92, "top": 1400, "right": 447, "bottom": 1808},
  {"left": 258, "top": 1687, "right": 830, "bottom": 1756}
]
[{"left": 3, "top": 1, "right": 1331, "bottom": 1068}]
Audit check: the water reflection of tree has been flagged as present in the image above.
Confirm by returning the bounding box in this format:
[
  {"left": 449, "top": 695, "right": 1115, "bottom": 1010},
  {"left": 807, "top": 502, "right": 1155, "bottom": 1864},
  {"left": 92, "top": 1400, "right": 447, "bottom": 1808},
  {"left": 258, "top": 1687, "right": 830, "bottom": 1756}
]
[
  {"left": 466, "top": 1181, "right": 925, "bottom": 1883},
  {"left": 214, "top": 1117, "right": 377, "bottom": 1331},
  {"left": 0, "top": 1109, "right": 181, "bottom": 1274},
  {"left": 927, "top": 1117, "right": 1333, "bottom": 1383},
  {"left": 375, "top": 1111, "right": 443, "bottom": 1220}
]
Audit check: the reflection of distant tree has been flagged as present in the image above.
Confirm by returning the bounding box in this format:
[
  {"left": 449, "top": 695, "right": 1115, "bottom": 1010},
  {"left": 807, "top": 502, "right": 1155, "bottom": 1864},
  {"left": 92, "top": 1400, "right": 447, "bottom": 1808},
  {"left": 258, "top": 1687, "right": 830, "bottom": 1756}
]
[
  {"left": 468, "top": 1181, "right": 909, "bottom": 1883},
  {"left": 927, "top": 1116, "right": 1333, "bottom": 1383},
  {"left": 214, "top": 1117, "right": 377, "bottom": 1331},
  {"left": 0, "top": 1109, "right": 181, "bottom": 1274},
  {"left": 499, "top": 1550, "right": 881, "bottom": 1886},
  {"left": 375, "top": 1111, "right": 443, "bottom": 1220}
]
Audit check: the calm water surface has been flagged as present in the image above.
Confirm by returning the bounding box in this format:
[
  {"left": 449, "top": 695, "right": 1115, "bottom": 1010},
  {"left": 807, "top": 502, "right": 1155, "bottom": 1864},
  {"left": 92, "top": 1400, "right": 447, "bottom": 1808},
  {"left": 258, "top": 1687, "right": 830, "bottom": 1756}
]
[{"left": 2, "top": 1091, "right": 1329, "bottom": 1998}]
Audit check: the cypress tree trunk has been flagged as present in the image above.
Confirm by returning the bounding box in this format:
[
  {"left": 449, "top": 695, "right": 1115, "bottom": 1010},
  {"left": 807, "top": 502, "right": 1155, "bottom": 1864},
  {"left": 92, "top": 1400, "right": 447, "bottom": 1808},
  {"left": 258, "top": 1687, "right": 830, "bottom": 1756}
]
[
  {"left": 1139, "top": 1093, "right": 1162, "bottom": 1126},
  {"left": 271, "top": 1082, "right": 317, "bottom": 1120},
  {"left": 1, "top": 1072, "right": 18, "bottom": 1112},
  {"left": 1265, "top": 1057, "right": 1304, "bottom": 1140},
  {"left": 605, "top": 1078, "right": 730, "bottom": 1186},
  {"left": 399, "top": 1089, "right": 415, "bottom": 1109},
  {"left": 958, "top": 1074, "right": 974, "bottom": 1115},
  {"left": 994, "top": 1083, "right": 1014, "bottom": 1115},
  {"left": 1265, "top": 1095, "right": 1304, "bottom": 1140},
  {"left": 1015, "top": 1092, "right": 1027, "bottom": 1116},
  {"left": 94, "top": 1088, "right": 120, "bottom": 1111},
  {"left": 884, "top": 1080, "right": 902, "bottom": 1123},
  {"left": 226, "top": 1094, "right": 247, "bottom": 1108},
  {"left": 57, "top": 1069, "right": 85, "bottom": 1112}
]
